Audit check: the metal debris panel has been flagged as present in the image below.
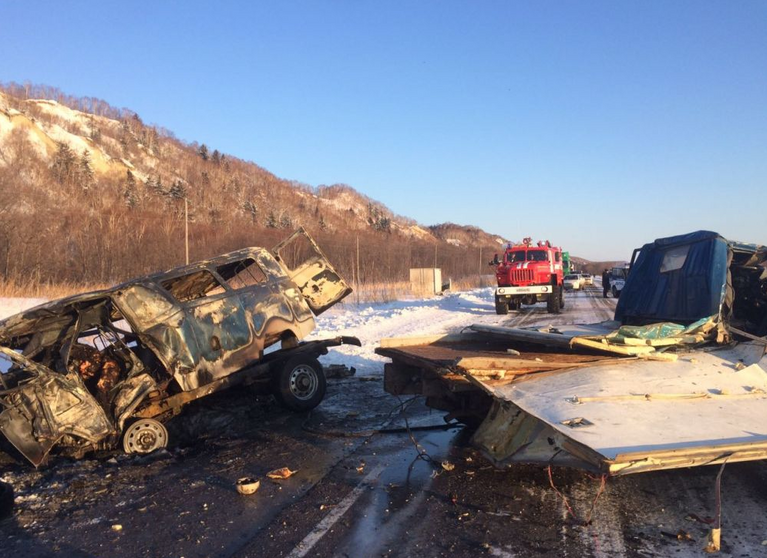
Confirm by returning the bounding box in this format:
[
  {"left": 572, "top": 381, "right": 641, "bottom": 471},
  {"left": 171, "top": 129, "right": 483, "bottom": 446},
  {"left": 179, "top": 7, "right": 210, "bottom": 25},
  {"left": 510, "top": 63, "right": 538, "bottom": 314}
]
[{"left": 475, "top": 341, "right": 767, "bottom": 474}]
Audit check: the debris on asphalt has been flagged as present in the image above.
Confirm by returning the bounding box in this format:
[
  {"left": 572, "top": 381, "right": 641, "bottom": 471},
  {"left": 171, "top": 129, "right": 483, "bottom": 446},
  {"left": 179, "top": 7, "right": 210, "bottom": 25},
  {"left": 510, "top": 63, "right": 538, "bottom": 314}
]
[
  {"left": 235, "top": 477, "right": 261, "bottom": 495},
  {"left": 267, "top": 468, "right": 296, "bottom": 480},
  {"left": 325, "top": 364, "right": 357, "bottom": 379}
]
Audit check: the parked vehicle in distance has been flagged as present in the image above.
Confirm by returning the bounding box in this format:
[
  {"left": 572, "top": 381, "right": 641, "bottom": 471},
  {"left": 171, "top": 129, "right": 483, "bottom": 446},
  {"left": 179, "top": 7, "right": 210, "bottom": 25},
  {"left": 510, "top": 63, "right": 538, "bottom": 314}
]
[
  {"left": 563, "top": 274, "right": 583, "bottom": 290},
  {"left": 581, "top": 273, "right": 594, "bottom": 286},
  {"left": 610, "top": 266, "right": 629, "bottom": 298},
  {"left": 0, "top": 228, "right": 358, "bottom": 466}
]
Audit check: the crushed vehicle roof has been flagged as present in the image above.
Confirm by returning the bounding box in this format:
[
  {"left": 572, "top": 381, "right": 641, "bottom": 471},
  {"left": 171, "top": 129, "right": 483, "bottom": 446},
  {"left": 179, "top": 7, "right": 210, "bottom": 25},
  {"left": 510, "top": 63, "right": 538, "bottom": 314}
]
[{"left": 0, "top": 246, "right": 274, "bottom": 344}]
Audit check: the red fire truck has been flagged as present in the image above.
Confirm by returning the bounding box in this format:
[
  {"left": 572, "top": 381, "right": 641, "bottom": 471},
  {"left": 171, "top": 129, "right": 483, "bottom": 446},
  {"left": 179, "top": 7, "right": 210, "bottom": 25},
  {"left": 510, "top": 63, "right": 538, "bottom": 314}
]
[{"left": 490, "top": 238, "right": 565, "bottom": 314}]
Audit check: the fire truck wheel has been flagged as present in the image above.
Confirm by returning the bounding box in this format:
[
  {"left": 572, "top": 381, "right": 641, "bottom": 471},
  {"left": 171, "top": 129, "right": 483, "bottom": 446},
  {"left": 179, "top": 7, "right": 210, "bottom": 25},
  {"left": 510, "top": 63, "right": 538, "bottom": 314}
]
[
  {"left": 494, "top": 296, "right": 509, "bottom": 315},
  {"left": 559, "top": 286, "right": 565, "bottom": 308},
  {"left": 547, "top": 285, "right": 561, "bottom": 314}
]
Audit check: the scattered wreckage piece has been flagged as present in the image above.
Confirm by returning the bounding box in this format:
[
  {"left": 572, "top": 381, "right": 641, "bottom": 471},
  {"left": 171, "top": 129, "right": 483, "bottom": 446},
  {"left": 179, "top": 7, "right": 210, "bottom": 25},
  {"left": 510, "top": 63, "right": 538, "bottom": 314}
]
[
  {"left": 380, "top": 230, "right": 767, "bottom": 476},
  {"left": 472, "top": 341, "right": 767, "bottom": 476},
  {"left": 379, "top": 329, "right": 767, "bottom": 476},
  {"left": 0, "top": 228, "right": 357, "bottom": 467},
  {"left": 236, "top": 477, "right": 261, "bottom": 495}
]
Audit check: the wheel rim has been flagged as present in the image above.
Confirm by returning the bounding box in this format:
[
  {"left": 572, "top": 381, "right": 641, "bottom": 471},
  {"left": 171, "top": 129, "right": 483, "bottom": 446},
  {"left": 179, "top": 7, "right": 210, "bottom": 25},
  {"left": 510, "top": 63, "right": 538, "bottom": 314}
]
[
  {"left": 123, "top": 420, "right": 168, "bottom": 454},
  {"left": 288, "top": 364, "right": 319, "bottom": 400}
]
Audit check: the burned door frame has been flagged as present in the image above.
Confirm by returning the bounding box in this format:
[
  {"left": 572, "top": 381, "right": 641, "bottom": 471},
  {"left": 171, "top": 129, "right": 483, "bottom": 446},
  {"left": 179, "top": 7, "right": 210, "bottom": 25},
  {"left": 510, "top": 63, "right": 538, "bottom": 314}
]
[
  {"left": 156, "top": 267, "right": 254, "bottom": 391},
  {"left": 0, "top": 346, "right": 113, "bottom": 466},
  {"left": 271, "top": 227, "right": 353, "bottom": 315}
]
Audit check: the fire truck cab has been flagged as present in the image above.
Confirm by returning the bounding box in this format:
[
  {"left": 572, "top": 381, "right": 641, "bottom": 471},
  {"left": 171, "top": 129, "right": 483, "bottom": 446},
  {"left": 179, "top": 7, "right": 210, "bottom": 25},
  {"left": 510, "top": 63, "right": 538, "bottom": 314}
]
[{"left": 491, "top": 238, "right": 565, "bottom": 315}]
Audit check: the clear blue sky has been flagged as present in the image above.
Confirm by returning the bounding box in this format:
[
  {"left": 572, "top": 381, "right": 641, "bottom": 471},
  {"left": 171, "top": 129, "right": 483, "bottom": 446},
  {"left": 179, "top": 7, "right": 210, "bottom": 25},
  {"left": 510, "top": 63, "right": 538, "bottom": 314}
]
[{"left": 2, "top": 1, "right": 766, "bottom": 260}]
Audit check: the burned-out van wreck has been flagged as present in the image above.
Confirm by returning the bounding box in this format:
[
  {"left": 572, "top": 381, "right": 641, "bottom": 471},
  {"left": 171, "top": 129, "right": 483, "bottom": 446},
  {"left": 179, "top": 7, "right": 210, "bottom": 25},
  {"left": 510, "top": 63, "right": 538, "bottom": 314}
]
[{"left": 0, "top": 228, "right": 358, "bottom": 466}]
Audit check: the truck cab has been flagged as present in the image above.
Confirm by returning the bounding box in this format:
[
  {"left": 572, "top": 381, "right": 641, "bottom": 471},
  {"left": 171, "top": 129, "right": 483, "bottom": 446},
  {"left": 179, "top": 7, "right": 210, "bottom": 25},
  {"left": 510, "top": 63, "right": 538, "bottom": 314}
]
[{"left": 491, "top": 238, "right": 565, "bottom": 315}]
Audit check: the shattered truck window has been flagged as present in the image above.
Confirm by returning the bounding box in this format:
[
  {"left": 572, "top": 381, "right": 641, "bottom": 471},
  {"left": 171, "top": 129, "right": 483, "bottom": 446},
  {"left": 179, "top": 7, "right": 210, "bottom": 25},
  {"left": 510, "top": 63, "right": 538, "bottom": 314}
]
[
  {"left": 660, "top": 244, "right": 690, "bottom": 273},
  {"left": 162, "top": 270, "right": 227, "bottom": 303},
  {"left": 216, "top": 258, "right": 267, "bottom": 290}
]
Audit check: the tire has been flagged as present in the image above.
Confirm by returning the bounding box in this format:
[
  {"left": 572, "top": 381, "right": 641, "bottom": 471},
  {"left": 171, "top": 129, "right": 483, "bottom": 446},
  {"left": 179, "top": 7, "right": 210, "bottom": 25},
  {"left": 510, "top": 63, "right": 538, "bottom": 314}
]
[
  {"left": 495, "top": 296, "right": 509, "bottom": 315},
  {"left": 274, "top": 355, "right": 326, "bottom": 411},
  {"left": 559, "top": 286, "right": 565, "bottom": 309},
  {"left": 0, "top": 481, "right": 13, "bottom": 521},
  {"left": 547, "top": 285, "right": 561, "bottom": 314},
  {"left": 122, "top": 418, "right": 168, "bottom": 455},
  {"left": 612, "top": 286, "right": 621, "bottom": 299}
]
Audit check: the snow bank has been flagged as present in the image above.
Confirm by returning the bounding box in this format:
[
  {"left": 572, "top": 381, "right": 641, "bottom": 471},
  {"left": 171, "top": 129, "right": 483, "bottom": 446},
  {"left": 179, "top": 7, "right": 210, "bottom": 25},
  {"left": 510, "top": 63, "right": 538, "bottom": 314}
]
[{"left": 0, "top": 298, "right": 47, "bottom": 320}]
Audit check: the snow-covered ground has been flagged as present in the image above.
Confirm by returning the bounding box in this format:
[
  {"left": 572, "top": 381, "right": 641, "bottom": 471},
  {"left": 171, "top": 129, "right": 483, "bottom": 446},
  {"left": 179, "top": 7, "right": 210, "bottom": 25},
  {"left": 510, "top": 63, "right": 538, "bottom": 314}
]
[
  {"left": 0, "top": 287, "right": 617, "bottom": 375},
  {"left": 313, "top": 285, "right": 616, "bottom": 374}
]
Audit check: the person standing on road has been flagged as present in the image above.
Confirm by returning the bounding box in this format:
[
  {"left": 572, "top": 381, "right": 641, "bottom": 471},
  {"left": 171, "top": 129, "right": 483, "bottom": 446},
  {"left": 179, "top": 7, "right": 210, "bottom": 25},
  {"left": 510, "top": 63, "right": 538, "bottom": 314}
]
[{"left": 602, "top": 269, "right": 611, "bottom": 298}]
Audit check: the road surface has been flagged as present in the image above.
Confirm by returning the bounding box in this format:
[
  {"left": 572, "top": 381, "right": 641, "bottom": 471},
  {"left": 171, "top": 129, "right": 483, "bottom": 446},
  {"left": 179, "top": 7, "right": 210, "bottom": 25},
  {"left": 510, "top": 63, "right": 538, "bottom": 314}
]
[{"left": 1, "top": 285, "right": 766, "bottom": 557}]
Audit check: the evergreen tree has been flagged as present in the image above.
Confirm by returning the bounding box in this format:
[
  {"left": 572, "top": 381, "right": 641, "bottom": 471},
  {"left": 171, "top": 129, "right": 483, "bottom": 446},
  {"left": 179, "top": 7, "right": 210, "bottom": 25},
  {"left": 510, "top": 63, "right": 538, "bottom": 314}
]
[
  {"left": 168, "top": 179, "right": 187, "bottom": 200},
  {"left": 51, "top": 142, "right": 75, "bottom": 184},
  {"left": 266, "top": 210, "right": 278, "bottom": 229},
  {"left": 198, "top": 144, "right": 209, "bottom": 161},
  {"left": 79, "top": 150, "right": 95, "bottom": 191},
  {"left": 242, "top": 200, "right": 258, "bottom": 221},
  {"left": 280, "top": 212, "right": 293, "bottom": 229},
  {"left": 123, "top": 170, "right": 138, "bottom": 208},
  {"left": 212, "top": 149, "right": 221, "bottom": 164}
]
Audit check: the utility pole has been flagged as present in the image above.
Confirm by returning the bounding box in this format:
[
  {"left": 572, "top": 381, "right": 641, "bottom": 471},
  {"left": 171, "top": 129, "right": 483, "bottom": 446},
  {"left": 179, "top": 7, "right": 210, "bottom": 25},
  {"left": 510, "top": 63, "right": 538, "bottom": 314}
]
[
  {"left": 356, "top": 236, "right": 360, "bottom": 304},
  {"left": 184, "top": 197, "right": 189, "bottom": 265},
  {"left": 479, "top": 246, "right": 483, "bottom": 276}
]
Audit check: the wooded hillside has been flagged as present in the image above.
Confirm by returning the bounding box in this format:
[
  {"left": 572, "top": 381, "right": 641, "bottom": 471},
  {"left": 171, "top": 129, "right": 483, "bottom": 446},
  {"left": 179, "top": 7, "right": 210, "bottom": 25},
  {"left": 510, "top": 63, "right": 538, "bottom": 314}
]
[{"left": 0, "top": 83, "right": 508, "bottom": 293}]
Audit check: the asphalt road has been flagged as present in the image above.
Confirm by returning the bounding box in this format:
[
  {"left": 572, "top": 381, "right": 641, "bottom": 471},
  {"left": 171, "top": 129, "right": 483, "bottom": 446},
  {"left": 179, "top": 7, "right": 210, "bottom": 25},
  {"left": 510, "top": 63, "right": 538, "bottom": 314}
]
[{"left": 2, "top": 286, "right": 766, "bottom": 557}]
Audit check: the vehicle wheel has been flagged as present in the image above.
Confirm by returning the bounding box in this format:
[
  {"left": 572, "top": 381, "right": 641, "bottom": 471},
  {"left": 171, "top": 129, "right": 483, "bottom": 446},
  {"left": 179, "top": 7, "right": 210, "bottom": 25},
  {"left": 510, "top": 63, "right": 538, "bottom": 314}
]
[
  {"left": 122, "top": 418, "right": 168, "bottom": 455},
  {"left": 547, "top": 285, "right": 561, "bottom": 314},
  {"left": 559, "top": 286, "right": 565, "bottom": 309},
  {"left": 0, "top": 481, "right": 13, "bottom": 521},
  {"left": 495, "top": 296, "right": 509, "bottom": 315},
  {"left": 612, "top": 286, "right": 620, "bottom": 299},
  {"left": 274, "top": 355, "right": 326, "bottom": 411}
]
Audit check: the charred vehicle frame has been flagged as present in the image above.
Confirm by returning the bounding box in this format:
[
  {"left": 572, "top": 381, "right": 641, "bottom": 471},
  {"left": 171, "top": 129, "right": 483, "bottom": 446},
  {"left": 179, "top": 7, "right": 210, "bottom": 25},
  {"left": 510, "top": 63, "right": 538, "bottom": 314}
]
[{"left": 0, "top": 228, "right": 358, "bottom": 466}]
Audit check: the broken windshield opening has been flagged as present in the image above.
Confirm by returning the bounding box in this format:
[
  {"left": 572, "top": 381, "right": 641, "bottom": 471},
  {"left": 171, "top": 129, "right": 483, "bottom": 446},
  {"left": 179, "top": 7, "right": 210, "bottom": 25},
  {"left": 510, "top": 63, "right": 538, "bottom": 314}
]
[
  {"left": 162, "top": 270, "right": 227, "bottom": 303},
  {"left": 66, "top": 323, "right": 143, "bottom": 411}
]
